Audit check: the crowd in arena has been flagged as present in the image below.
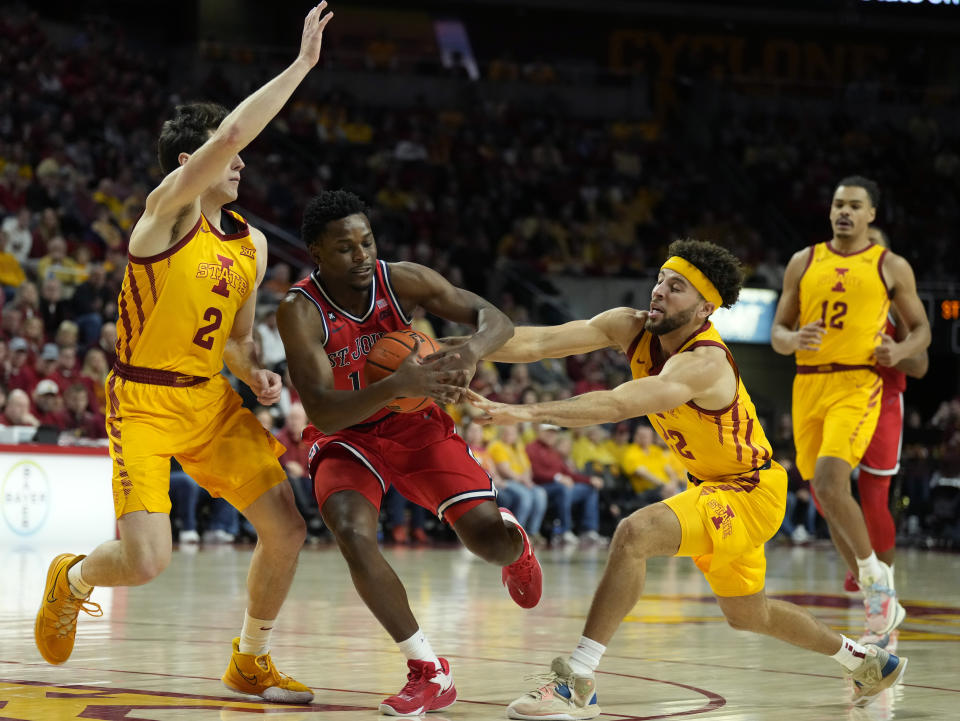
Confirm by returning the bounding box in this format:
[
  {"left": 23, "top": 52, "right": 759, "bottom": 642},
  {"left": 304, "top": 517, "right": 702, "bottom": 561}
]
[{"left": 1, "top": 7, "right": 958, "bottom": 548}]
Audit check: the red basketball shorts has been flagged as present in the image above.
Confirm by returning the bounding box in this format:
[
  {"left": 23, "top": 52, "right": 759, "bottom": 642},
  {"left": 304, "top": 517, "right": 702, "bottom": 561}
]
[
  {"left": 306, "top": 407, "right": 496, "bottom": 523},
  {"left": 859, "top": 390, "right": 904, "bottom": 476}
]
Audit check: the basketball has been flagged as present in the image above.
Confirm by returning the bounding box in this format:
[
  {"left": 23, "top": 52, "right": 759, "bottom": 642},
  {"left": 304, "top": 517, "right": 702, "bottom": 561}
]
[{"left": 364, "top": 330, "right": 441, "bottom": 412}]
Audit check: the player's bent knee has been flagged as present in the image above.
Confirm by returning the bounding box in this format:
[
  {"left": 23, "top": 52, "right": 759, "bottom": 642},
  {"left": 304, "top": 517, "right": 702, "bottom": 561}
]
[{"left": 124, "top": 546, "right": 171, "bottom": 585}]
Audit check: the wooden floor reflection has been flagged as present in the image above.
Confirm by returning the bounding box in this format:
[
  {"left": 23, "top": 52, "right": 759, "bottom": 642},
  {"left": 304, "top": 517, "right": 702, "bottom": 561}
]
[{"left": 2, "top": 541, "right": 958, "bottom": 720}]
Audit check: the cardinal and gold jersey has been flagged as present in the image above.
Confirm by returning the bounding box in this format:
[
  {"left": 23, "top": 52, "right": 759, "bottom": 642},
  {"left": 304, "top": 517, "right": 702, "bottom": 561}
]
[
  {"left": 106, "top": 211, "right": 285, "bottom": 519},
  {"left": 624, "top": 320, "right": 786, "bottom": 596},
  {"left": 627, "top": 321, "right": 773, "bottom": 484},
  {"left": 115, "top": 210, "right": 257, "bottom": 378},
  {"left": 791, "top": 241, "right": 887, "bottom": 478},
  {"left": 795, "top": 241, "right": 890, "bottom": 369}
]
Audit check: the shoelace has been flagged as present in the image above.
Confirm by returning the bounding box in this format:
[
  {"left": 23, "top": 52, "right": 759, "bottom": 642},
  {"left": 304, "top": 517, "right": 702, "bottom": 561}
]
[
  {"left": 56, "top": 596, "right": 103, "bottom": 636},
  {"left": 397, "top": 662, "right": 440, "bottom": 696},
  {"left": 523, "top": 670, "right": 571, "bottom": 699},
  {"left": 509, "top": 556, "right": 534, "bottom": 584}
]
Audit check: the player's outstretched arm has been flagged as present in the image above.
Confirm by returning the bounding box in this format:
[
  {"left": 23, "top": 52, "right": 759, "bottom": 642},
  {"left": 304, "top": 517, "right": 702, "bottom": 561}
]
[
  {"left": 389, "top": 262, "right": 513, "bottom": 362},
  {"left": 483, "top": 307, "right": 647, "bottom": 363},
  {"left": 468, "top": 347, "right": 725, "bottom": 428},
  {"left": 144, "top": 4, "right": 334, "bottom": 221},
  {"left": 771, "top": 247, "right": 824, "bottom": 355},
  {"left": 276, "top": 291, "right": 462, "bottom": 434}
]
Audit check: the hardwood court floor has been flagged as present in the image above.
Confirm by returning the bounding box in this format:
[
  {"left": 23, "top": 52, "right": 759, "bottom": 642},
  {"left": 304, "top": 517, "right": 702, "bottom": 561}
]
[{"left": 2, "top": 541, "right": 958, "bottom": 720}]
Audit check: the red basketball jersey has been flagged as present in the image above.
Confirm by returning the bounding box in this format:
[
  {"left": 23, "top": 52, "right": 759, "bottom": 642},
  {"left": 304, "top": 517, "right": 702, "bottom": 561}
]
[
  {"left": 876, "top": 316, "right": 907, "bottom": 394},
  {"left": 289, "top": 259, "right": 423, "bottom": 424}
]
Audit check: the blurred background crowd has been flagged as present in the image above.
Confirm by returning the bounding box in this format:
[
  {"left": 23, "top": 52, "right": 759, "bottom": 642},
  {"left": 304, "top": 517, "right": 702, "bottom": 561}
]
[{"left": 1, "top": 0, "right": 958, "bottom": 550}]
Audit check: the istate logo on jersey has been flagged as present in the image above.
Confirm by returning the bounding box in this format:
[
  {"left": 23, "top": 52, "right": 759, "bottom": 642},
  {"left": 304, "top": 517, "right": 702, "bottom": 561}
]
[{"left": 1, "top": 460, "right": 51, "bottom": 536}]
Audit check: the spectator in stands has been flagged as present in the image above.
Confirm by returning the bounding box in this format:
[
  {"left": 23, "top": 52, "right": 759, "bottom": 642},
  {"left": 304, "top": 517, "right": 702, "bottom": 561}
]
[
  {"left": 0, "top": 228, "right": 26, "bottom": 291},
  {"left": 482, "top": 422, "right": 548, "bottom": 546},
  {"left": 255, "top": 306, "right": 286, "bottom": 371},
  {"left": 261, "top": 262, "right": 293, "bottom": 304},
  {"left": 1, "top": 208, "right": 33, "bottom": 265},
  {"left": 34, "top": 343, "right": 60, "bottom": 383},
  {"left": 32, "top": 378, "right": 68, "bottom": 429},
  {"left": 22, "top": 316, "right": 47, "bottom": 355},
  {"left": 384, "top": 487, "right": 429, "bottom": 545},
  {"left": 1, "top": 387, "right": 40, "bottom": 427},
  {"left": 79, "top": 347, "right": 108, "bottom": 414},
  {"left": 39, "top": 277, "right": 71, "bottom": 337},
  {"left": 5, "top": 337, "right": 37, "bottom": 392},
  {"left": 526, "top": 424, "right": 602, "bottom": 546},
  {"left": 70, "top": 263, "right": 113, "bottom": 346},
  {"left": 11, "top": 281, "right": 40, "bottom": 321},
  {"left": 621, "top": 424, "right": 682, "bottom": 505},
  {"left": 36, "top": 236, "right": 82, "bottom": 287},
  {"left": 273, "top": 402, "right": 323, "bottom": 540},
  {"left": 1, "top": 307, "right": 23, "bottom": 341},
  {"left": 93, "top": 321, "right": 117, "bottom": 367},
  {"left": 62, "top": 382, "right": 106, "bottom": 440}
]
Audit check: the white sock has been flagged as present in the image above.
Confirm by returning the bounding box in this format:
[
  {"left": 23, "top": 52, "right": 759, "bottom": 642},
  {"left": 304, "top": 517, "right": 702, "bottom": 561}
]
[
  {"left": 239, "top": 611, "right": 274, "bottom": 656},
  {"left": 67, "top": 560, "right": 93, "bottom": 598},
  {"left": 832, "top": 635, "right": 869, "bottom": 671},
  {"left": 397, "top": 629, "right": 445, "bottom": 677},
  {"left": 569, "top": 636, "right": 605, "bottom": 676},
  {"left": 856, "top": 552, "right": 884, "bottom": 586}
]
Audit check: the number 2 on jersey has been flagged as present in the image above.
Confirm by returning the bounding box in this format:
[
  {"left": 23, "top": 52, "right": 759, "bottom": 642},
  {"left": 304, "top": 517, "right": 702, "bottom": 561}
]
[{"left": 192, "top": 307, "right": 223, "bottom": 350}]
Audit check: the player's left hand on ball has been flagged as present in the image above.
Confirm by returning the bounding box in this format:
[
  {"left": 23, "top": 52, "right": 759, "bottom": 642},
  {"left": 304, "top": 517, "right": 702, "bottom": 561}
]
[{"left": 250, "top": 369, "right": 283, "bottom": 405}]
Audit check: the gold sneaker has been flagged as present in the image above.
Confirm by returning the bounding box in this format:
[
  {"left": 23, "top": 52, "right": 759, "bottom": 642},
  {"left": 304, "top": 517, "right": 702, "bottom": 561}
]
[
  {"left": 848, "top": 644, "right": 908, "bottom": 707},
  {"left": 34, "top": 553, "right": 102, "bottom": 665},
  {"left": 222, "top": 637, "right": 314, "bottom": 704}
]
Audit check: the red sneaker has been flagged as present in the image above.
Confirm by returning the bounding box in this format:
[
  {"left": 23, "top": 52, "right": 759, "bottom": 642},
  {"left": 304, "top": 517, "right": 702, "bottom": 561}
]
[
  {"left": 500, "top": 507, "right": 543, "bottom": 609},
  {"left": 379, "top": 657, "right": 456, "bottom": 716},
  {"left": 844, "top": 570, "right": 862, "bottom": 597}
]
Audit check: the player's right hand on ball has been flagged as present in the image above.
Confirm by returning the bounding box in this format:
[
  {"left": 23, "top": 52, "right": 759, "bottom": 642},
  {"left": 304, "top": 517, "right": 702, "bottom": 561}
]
[{"left": 390, "top": 340, "right": 464, "bottom": 404}]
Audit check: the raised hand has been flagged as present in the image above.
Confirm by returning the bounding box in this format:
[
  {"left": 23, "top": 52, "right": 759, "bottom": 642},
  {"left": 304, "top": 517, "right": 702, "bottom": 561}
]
[{"left": 298, "top": 2, "right": 334, "bottom": 68}]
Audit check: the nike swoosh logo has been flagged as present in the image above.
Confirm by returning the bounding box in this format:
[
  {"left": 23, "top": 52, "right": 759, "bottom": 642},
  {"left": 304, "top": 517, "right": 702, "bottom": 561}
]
[
  {"left": 233, "top": 660, "right": 257, "bottom": 685},
  {"left": 259, "top": 626, "right": 273, "bottom": 631},
  {"left": 46, "top": 566, "right": 64, "bottom": 604}
]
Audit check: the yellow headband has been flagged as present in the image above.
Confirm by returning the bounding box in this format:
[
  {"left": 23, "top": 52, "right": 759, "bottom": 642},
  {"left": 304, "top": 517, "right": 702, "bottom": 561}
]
[{"left": 661, "top": 256, "right": 723, "bottom": 308}]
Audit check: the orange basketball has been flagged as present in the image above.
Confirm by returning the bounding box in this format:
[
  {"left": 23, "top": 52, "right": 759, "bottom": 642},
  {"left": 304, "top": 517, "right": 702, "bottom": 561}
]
[{"left": 364, "top": 330, "right": 441, "bottom": 413}]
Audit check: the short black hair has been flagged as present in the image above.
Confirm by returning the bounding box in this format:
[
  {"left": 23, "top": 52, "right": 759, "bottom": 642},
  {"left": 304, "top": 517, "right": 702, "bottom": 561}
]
[
  {"left": 157, "top": 102, "right": 229, "bottom": 175},
  {"left": 836, "top": 175, "right": 880, "bottom": 207},
  {"left": 301, "top": 190, "right": 368, "bottom": 247},
  {"left": 667, "top": 238, "right": 743, "bottom": 309}
]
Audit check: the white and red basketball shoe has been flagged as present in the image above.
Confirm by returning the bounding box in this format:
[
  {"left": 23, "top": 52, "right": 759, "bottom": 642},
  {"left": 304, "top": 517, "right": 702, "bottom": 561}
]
[
  {"left": 500, "top": 507, "right": 543, "bottom": 609},
  {"left": 379, "top": 657, "right": 456, "bottom": 716}
]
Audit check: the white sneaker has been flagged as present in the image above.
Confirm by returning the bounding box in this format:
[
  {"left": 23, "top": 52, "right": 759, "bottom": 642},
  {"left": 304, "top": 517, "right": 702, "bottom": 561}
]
[
  {"left": 179, "top": 530, "right": 200, "bottom": 544},
  {"left": 790, "top": 526, "right": 811, "bottom": 544},
  {"left": 203, "top": 529, "right": 236, "bottom": 544},
  {"left": 561, "top": 531, "right": 579, "bottom": 546},
  {"left": 861, "top": 562, "right": 905, "bottom": 635},
  {"left": 580, "top": 530, "right": 607, "bottom": 547},
  {"left": 507, "top": 657, "right": 600, "bottom": 720}
]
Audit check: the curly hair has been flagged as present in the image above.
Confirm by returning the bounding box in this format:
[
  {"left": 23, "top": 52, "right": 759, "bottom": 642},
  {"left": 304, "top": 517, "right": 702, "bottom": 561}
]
[
  {"left": 156, "top": 102, "right": 229, "bottom": 175},
  {"left": 301, "top": 190, "right": 369, "bottom": 247},
  {"left": 667, "top": 238, "right": 743, "bottom": 308},
  {"left": 836, "top": 175, "right": 880, "bottom": 207}
]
